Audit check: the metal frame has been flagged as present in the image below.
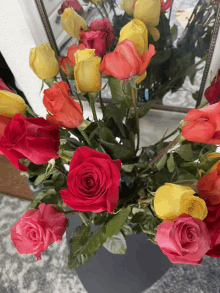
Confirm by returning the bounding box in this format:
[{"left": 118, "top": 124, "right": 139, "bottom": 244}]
[{"left": 35, "top": 0, "right": 220, "bottom": 113}]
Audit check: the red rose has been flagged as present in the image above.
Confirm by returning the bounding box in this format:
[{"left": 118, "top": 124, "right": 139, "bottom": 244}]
[
  {"left": 100, "top": 39, "right": 156, "bottom": 80},
  {"left": 60, "top": 146, "right": 121, "bottom": 213},
  {"left": 204, "top": 202, "right": 220, "bottom": 257},
  {"left": 160, "top": 0, "right": 172, "bottom": 13},
  {"left": 11, "top": 203, "right": 67, "bottom": 260},
  {"left": 0, "top": 115, "right": 11, "bottom": 138},
  {"left": 0, "top": 113, "right": 60, "bottom": 171},
  {"left": 59, "top": 43, "right": 87, "bottom": 75},
  {"left": 181, "top": 102, "right": 220, "bottom": 144},
  {"left": 43, "top": 81, "right": 83, "bottom": 129},
  {"left": 58, "top": 0, "right": 83, "bottom": 14},
  {"left": 155, "top": 214, "right": 211, "bottom": 265},
  {"left": 0, "top": 78, "right": 14, "bottom": 93},
  {"left": 89, "top": 18, "right": 115, "bottom": 48},
  {"left": 204, "top": 69, "right": 220, "bottom": 104},
  {"left": 79, "top": 30, "right": 107, "bottom": 57},
  {"left": 197, "top": 163, "right": 220, "bottom": 205}
]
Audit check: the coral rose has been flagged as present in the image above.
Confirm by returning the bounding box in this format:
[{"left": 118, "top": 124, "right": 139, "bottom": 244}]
[
  {"left": 60, "top": 146, "right": 121, "bottom": 213},
  {"left": 43, "top": 81, "right": 83, "bottom": 129},
  {"left": 181, "top": 101, "right": 220, "bottom": 144},
  {"left": 100, "top": 39, "right": 156, "bottom": 80},
  {"left": 11, "top": 203, "right": 67, "bottom": 261}
]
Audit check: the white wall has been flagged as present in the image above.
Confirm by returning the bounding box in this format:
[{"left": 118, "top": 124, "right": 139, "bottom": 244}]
[{"left": 0, "top": 0, "right": 48, "bottom": 118}]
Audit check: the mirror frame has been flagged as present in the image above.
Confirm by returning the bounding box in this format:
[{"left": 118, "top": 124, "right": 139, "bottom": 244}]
[{"left": 34, "top": 0, "right": 220, "bottom": 113}]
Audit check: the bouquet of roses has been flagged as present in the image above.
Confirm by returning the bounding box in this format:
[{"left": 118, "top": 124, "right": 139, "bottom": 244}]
[{"left": 1, "top": 0, "right": 220, "bottom": 268}]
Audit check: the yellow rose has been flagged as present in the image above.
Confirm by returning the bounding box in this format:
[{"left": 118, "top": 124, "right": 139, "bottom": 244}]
[
  {"left": 154, "top": 183, "right": 195, "bottom": 220},
  {"left": 179, "top": 194, "right": 208, "bottom": 220},
  {"left": 61, "top": 7, "right": 88, "bottom": 39},
  {"left": 0, "top": 90, "right": 26, "bottom": 117},
  {"left": 74, "top": 49, "right": 102, "bottom": 92},
  {"left": 118, "top": 19, "right": 148, "bottom": 57},
  {"left": 120, "top": 0, "right": 137, "bottom": 15},
  {"left": 134, "top": 0, "right": 161, "bottom": 26},
  {"left": 29, "top": 43, "right": 59, "bottom": 80}
]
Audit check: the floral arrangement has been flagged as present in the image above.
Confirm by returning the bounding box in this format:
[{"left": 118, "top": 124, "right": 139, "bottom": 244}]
[{"left": 1, "top": 0, "right": 220, "bottom": 269}]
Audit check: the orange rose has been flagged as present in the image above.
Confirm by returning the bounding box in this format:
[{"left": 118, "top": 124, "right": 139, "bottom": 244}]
[
  {"left": 100, "top": 39, "right": 156, "bottom": 80},
  {"left": 43, "top": 81, "right": 83, "bottom": 129}
]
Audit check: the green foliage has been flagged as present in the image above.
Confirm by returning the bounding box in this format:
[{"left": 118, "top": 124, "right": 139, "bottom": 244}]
[
  {"left": 28, "top": 188, "right": 63, "bottom": 210},
  {"left": 81, "top": 226, "right": 107, "bottom": 254},
  {"left": 103, "top": 232, "right": 127, "bottom": 254},
  {"left": 106, "top": 206, "right": 131, "bottom": 238}
]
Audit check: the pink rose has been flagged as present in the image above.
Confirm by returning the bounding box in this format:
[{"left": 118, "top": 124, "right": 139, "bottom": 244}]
[
  {"left": 89, "top": 18, "right": 115, "bottom": 48},
  {"left": 79, "top": 30, "right": 107, "bottom": 57},
  {"left": 155, "top": 214, "right": 211, "bottom": 265},
  {"left": 58, "top": 0, "right": 83, "bottom": 14},
  {"left": 10, "top": 203, "right": 67, "bottom": 260}
]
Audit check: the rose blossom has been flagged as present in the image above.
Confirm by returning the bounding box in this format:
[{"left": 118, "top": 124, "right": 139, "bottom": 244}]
[
  {"left": 0, "top": 113, "right": 60, "bottom": 171},
  {"left": 155, "top": 214, "right": 211, "bottom": 265},
  {"left": 181, "top": 101, "right": 220, "bottom": 144},
  {"left": 11, "top": 203, "right": 68, "bottom": 260},
  {"left": 60, "top": 146, "right": 121, "bottom": 213},
  {"left": 204, "top": 69, "right": 220, "bottom": 105}
]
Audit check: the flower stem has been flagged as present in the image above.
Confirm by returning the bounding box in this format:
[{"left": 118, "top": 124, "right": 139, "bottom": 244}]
[
  {"left": 155, "top": 126, "right": 179, "bottom": 146},
  {"left": 90, "top": 100, "right": 98, "bottom": 123},
  {"left": 64, "top": 209, "right": 78, "bottom": 214},
  {"left": 26, "top": 105, "right": 38, "bottom": 117},
  {"left": 197, "top": 100, "right": 209, "bottom": 109},
  {"left": 131, "top": 87, "right": 140, "bottom": 154},
  {"left": 136, "top": 136, "right": 179, "bottom": 178},
  {"left": 79, "top": 212, "right": 89, "bottom": 226},
  {"left": 99, "top": 90, "right": 105, "bottom": 114},
  {"left": 77, "top": 127, "right": 93, "bottom": 147}
]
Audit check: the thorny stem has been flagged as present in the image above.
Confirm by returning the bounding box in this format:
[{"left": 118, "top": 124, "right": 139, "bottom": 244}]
[{"left": 131, "top": 87, "right": 140, "bottom": 154}]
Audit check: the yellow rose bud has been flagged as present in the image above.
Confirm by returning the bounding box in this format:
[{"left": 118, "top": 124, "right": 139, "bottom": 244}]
[
  {"left": 120, "top": 0, "right": 137, "bottom": 15},
  {"left": 207, "top": 153, "right": 220, "bottom": 173},
  {"left": 29, "top": 43, "right": 59, "bottom": 80},
  {"left": 135, "top": 71, "right": 147, "bottom": 84},
  {"left": 61, "top": 7, "right": 88, "bottom": 39},
  {"left": 154, "top": 183, "right": 196, "bottom": 220},
  {"left": 74, "top": 49, "right": 102, "bottom": 92},
  {"left": 179, "top": 194, "right": 208, "bottom": 220},
  {"left": 118, "top": 19, "right": 148, "bottom": 57},
  {"left": 0, "top": 90, "right": 26, "bottom": 118},
  {"left": 134, "top": 0, "right": 161, "bottom": 27}
]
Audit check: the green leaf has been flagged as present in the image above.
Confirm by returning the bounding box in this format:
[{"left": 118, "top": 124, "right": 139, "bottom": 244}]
[
  {"left": 154, "top": 153, "right": 167, "bottom": 171},
  {"left": 151, "top": 49, "right": 172, "bottom": 65},
  {"left": 20, "top": 163, "right": 47, "bottom": 179},
  {"left": 99, "top": 138, "right": 134, "bottom": 161},
  {"left": 173, "top": 179, "right": 198, "bottom": 187},
  {"left": 81, "top": 226, "right": 107, "bottom": 254},
  {"left": 93, "top": 212, "right": 107, "bottom": 225},
  {"left": 28, "top": 189, "right": 61, "bottom": 210},
  {"left": 121, "top": 164, "right": 136, "bottom": 172},
  {"left": 52, "top": 173, "right": 66, "bottom": 191},
  {"left": 68, "top": 252, "right": 96, "bottom": 269},
  {"left": 121, "top": 223, "right": 133, "bottom": 237},
  {"left": 98, "top": 127, "right": 116, "bottom": 143},
  {"left": 103, "top": 232, "right": 127, "bottom": 254},
  {"left": 68, "top": 223, "right": 91, "bottom": 257},
  {"left": 77, "top": 120, "right": 92, "bottom": 131},
  {"left": 109, "top": 77, "right": 133, "bottom": 108},
  {"left": 106, "top": 206, "right": 131, "bottom": 238},
  {"left": 170, "top": 24, "right": 178, "bottom": 43},
  {"left": 130, "top": 100, "right": 160, "bottom": 119},
  {"left": 174, "top": 144, "right": 193, "bottom": 161},
  {"left": 34, "top": 159, "right": 56, "bottom": 187},
  {"left": 103, "top": 103, "right": 125, "bottom": 136},
  {"left": 167, "top": 152, "right": 175, "bottom": 173}
]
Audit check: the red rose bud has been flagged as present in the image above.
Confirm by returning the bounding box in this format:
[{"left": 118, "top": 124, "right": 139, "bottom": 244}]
[
  {"left": 11, "top": 203, "right": 67, "bottom": 261},
  {"left": 197, "top": 162, "right": 220, "bottom": 205},
  {"left": 160, "top": 0, "right": 172, "bottom": 13},
  {"left": 89, "top": 18, "right": 115, "bottom": 48},
  {"left": 79, "top": 30, "right": 107, "bottom": 57},
  {"left": 0, "top": 78, "right": 14, "bottom": 93},
  {"left": 60, "top": 146, "right": 121, "bottom": 214},
  {"left": 43, "top": 81, "right": 83, "bottom": 129},
  {"left": 181, "top": 101, "right": 220, "bottom": 144},
  {"left": 204, "top": 202, "right": 220, "bottom": 257},
  {"left": 0, "top": 113, "right": 60, "bottom": 171},
  {"left": 100, "top": 39, "right": 156, "bottom": 80},
  {"left": 204, "top": 69, "right": 220, "bottom": 104},
  {"left": 58, "top": 0, "right": 83, "bottom": 14},
  {"left": 58, "top": 56, "right": 72, "bottom": 76}
]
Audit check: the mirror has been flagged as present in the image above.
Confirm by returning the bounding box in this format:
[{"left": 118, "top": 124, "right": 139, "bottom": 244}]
[{"left": 36, "top": 0, "right": 220, "bottom": 112}]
